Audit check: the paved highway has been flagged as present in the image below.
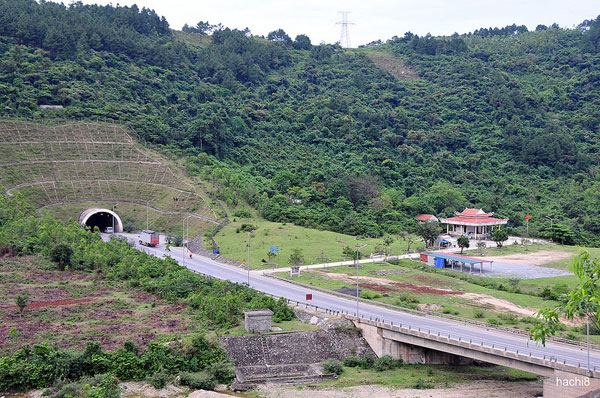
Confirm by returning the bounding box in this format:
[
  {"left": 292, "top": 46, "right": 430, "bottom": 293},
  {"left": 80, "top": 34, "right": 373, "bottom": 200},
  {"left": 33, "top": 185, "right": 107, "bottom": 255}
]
[{"left": 130, "top": 238, "right": 600, "bottom": 373}]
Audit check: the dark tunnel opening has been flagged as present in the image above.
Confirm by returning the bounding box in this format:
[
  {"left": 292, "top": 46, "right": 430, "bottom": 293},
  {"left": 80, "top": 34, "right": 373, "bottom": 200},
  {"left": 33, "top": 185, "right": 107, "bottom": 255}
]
[{"left": 85, "top": 212, "right": 116, "bottom": 233}]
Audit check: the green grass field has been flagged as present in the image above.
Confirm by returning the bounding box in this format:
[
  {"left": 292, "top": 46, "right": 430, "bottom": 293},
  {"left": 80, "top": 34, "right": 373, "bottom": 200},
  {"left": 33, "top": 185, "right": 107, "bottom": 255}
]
[
  {"left": 464, "top": 243, "right": 600, "bottom": 270},
  {"left": 213, "top": 218, "right": 418, "bottom": 269},
  {"left": 316, "top": 363, "right": 538, "bottom": 390},
  {"left": 276, "top": 258, "right": 600, "bottom": 343}
]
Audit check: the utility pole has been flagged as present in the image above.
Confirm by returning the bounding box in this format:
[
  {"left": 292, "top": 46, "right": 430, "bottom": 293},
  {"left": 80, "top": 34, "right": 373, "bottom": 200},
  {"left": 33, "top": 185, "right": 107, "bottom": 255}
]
[
  {"left": 336, "top": 11, "right": 354, "bottom": 48},
  {"left": 146, "top": 202, "right": 149, "bottom": 230}
]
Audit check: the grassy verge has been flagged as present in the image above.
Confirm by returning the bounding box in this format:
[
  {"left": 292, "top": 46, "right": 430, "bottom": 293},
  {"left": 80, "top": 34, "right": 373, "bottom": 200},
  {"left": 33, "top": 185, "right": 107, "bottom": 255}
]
[
  {"left": 275, "top": 259, "right": 600, "bottom": 344},
  {"left": 221, "top": 319, "right": 320, "bottom": 337},
  {"left": 464, "top": 243, "right": 600, "bottom": 270},
  {"left": 213, "top": 218, "right": 418, "bottom": 269},
  {"left": 312, "top": 364, "right": 538, "bottom": 389}
]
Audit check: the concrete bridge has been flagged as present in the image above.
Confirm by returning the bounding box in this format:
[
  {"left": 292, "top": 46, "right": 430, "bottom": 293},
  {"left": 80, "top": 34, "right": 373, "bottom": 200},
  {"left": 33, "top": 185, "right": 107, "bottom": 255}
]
[{"left": 352, "top": 316, "right": 600, "bottom": 398}]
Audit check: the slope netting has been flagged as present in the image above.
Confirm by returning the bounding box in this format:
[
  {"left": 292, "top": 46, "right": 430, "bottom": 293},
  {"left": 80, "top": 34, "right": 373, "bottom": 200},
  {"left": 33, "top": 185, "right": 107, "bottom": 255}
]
[{"left": 1, "top": 121, "right": 216, "bottom": 221}]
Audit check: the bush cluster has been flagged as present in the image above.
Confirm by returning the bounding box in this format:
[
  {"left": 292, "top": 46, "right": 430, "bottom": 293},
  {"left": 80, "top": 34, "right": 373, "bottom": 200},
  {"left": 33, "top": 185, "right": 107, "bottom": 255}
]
[
  {"left": 321, "top": 359, "right": 344, "bottom": 375},
  {"left": 342, "top": 354, "right": 403, "bottom": 372},
  {"left": 0, "top": 336, "right": 225, "bottom": 392}
]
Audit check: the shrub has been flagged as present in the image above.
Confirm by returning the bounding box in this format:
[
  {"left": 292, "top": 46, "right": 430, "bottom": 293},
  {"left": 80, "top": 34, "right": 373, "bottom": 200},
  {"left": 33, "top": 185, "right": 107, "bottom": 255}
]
[
  {"left": 54, "top": 375, "right": 106, "bottom": 398},
  {"left": 359, "top": 354, "right": 376, "bottom": 369},
  {"left": 147, "top": 369, "right": 170, "bottom": 389},
  {"left": 360, "top": 290, "right": 381, "bottom": 299},
  {"left": 473, "top": 310, "right": 484, "bottom": 319},
  {"left": 51, "top": 243, "right": 73, "bottom": 270},
  {"left": 498, "top": 313, "right": 518, "bottom": 325},
  {"left": 373, "top": 355, "right": 401, "bottom": 372},
  {"left": 565, "top": 332, "right": 578, "bottom": 341},
  {"left": 322, "top": 359, "right": 344, "bottom": 375},
  {"left": 414, "top": 378, "right": 433, "bottom": 389},
  {"left": 179, "top": 372, "right": 216, "bottom": 390},
  {"left": 343, "top": 356, "right": 360, "bottom": 367},
  {"left": 206, "top": 360, "right": 235, "bottom": 384},
  {"left": 396, "top": 294, "right": 420, "bottom": 304},
  {"left": 233, "top": 209, "right": 252, "bottom": 218}
]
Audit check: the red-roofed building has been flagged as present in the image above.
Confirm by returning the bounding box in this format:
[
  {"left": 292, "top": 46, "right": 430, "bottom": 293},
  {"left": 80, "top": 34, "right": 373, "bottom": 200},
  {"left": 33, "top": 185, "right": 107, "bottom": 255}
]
[
  {"left": 415, "top": 214, "right": 439, "bottom": 223},
  {"left": 440, "top": 208, "right": 507, "bottom": 239}
]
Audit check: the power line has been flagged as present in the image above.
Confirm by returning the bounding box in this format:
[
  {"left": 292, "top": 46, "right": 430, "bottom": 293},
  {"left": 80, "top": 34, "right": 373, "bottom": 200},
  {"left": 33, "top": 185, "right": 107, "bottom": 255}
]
[{"left": 336, "top": 11, "right": 355, "bottom": 48}]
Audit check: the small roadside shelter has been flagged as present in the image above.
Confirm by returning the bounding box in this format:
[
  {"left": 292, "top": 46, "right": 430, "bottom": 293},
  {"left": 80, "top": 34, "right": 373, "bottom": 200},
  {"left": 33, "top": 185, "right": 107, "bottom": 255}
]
[{"left": 420, "top": 252, "right": 494, "bottom": 275}]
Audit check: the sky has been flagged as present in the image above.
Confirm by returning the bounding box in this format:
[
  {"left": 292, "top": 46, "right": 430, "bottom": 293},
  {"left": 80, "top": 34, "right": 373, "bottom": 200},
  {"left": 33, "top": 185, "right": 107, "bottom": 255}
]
[{"left": 77, "top": 0, "right": 599, "bottom": 47}]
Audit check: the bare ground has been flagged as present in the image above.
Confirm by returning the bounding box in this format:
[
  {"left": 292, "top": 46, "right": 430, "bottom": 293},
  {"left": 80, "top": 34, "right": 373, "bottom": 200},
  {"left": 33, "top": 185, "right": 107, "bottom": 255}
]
[
  {"left": 0, "top": 255, "right": 197, "bottom": 354},
  {"left": 310, "top": 270, "right": 540, "bottom": 317},
  {"left": 483, "top": 250, "right": 573, "bottom": 266},
  {"left": 256, "top": 381, "right": 542, "bottom": 398},
  {"left": 365, "top": 52, "right": 419, "bottom": 81}
]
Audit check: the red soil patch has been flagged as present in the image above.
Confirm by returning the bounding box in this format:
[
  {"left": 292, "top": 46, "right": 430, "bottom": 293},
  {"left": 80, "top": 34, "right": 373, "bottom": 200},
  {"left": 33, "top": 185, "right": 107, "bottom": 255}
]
[
  {"left": 0, "top": 298, "right": 94, "bottom": 309},
  {"left": 390, "top": 282, "right": 463, "bottom": 296},
  {"left": 361, "top": 283, "right": 395, "bottom": 293}
]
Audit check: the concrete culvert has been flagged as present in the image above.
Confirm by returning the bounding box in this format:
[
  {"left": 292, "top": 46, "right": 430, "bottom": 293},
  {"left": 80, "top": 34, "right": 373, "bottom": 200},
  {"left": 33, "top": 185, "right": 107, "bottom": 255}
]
[{"left": 79, "top": 208, "right": 123, "bottom": 233}]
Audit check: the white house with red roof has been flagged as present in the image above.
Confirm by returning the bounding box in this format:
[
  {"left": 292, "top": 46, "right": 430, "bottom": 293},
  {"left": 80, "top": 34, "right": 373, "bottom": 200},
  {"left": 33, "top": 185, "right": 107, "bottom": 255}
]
[
  {"left": 415, "top": 214, "right": 439, "bottom": 223},
  {"left": 440, "top": 208, "right": 508, "bottom": 239}
]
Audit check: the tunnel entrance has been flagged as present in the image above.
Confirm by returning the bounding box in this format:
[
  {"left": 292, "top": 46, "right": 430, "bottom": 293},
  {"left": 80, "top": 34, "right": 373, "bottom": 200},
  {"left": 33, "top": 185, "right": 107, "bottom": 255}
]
[
  {"left": 79, "top": 208, "right": 123, "bottom": 233},
  {"left": 86, "top": 211, "right": 115, "bottom": 232}
]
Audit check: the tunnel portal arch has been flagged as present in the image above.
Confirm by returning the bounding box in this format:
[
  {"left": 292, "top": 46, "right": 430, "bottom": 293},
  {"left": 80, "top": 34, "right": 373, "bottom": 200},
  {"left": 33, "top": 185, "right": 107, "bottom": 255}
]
[{"left": 79, "top": 208, "right": 123, "bottom": 233}]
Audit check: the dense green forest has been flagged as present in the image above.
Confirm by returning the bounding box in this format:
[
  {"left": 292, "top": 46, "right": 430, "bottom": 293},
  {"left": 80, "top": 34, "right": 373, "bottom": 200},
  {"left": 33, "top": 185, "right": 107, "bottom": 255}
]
[{"left": 1, "top": 0, "right": 600, "bottom": 244}]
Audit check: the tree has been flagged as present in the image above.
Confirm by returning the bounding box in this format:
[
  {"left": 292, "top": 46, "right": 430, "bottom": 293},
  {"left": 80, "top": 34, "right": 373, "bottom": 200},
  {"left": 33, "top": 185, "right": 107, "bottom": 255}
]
[
  {"left": 532, "top": 251, "right": 600, "bottom": 345},
  {"left": 288, "top": 248, "right": 304, "bottom": 266},
  {"left": 382, "top": 236, "right": 394, "bottom": 254},
  {"left": 492, "top": 228, "right": 509, "bottom": 248},
  {"left": 477, "top": 241, "right": 487, "bottom": 253},
  {"left": 416, "top": 222, "right": 441, "bottom": 247},
  {"left": 457, "top": 235, "right": 469, "bottom": 254},
  {"left": 266, "top": 250, "right": 276, "bottom": 264},
  {"left": 267, "top": 29, "right": 292, "bottom": 44},
  {"left": 342, "top": 246, "right": 361, "bottom": 261},
  {"left": 16, "top": 292, "right": 30, "bottom": 317},
  {"left": 293, "top": 34, "right": 311, "bottom": 50},
  {"left": 50, "top": 243, "right": 73, "bottom": 270},
  {"left": 542, "top": 224, "right": 575, "bottom": 245}
]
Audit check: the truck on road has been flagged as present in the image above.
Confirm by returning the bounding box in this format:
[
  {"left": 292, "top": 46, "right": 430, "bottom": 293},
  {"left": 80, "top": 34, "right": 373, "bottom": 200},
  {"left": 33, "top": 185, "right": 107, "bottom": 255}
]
[{"left": 139, "top": 230, "right": 159, "bottom": 247}]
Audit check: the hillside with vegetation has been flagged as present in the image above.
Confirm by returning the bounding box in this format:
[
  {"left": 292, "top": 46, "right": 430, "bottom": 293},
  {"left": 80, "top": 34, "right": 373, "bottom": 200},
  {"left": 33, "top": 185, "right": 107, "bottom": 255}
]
[{"left": 1, "top": 0, "right": 600, "bottom": 244}]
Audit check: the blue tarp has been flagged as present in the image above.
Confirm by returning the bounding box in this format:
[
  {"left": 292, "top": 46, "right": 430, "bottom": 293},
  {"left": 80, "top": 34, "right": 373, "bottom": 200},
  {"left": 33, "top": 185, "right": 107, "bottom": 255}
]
[
  {"left": 434, "top": 257, "right": 445, "bottom": 269},
  {"left": 425, "top": 252, "right": 492, "bottom": 264}
]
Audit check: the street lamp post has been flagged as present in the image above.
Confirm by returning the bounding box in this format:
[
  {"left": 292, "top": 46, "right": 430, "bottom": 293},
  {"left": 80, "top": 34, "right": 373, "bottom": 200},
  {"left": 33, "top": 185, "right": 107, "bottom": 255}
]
[
  {"left": 247, "top": 230, "right": 253, "bottom": 286},
  {"left": 354, "top": 243, "right": 368, "bottom": 317},
  {"left": 112, "top": 204, "right": 117, "bottom": 233},
  {"left": 545, "top": 215, "right": 553, "bottom": 229},
  {"left": 182, "top": 215, "right": 191, "bottom": 268}
]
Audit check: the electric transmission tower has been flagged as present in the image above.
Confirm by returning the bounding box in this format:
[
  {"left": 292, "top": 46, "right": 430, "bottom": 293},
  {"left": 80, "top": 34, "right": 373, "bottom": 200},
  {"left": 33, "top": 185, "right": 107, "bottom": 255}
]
[{"left": 336, "top": 11, "right": 354, "bottom": 48}]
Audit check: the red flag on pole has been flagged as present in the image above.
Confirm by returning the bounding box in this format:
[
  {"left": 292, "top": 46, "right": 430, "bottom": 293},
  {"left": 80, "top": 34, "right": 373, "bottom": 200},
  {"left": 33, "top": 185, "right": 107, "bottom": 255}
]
[{"left": 526, "top": 213, "right": 530, "bottom": 222}]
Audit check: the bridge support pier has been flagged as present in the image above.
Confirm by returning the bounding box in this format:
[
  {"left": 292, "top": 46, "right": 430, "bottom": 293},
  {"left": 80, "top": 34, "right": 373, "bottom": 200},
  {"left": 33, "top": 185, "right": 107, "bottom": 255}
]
[
  {"left": 352, "top": 317, "right": 600, "bottom": 397},
  {"left": 355, "top": 319, "right": 472, "bottom": 365},
  {"left": 383, "top": 338, "right": 473, "bottom": 365}
]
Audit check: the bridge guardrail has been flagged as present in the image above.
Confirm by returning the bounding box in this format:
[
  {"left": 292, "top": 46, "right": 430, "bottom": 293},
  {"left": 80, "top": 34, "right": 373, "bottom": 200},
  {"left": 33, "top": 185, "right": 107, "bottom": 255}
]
[
  {"left": 265, "top": 294, "right": 599, "bottom": 374},
  {"left": 266, "top": 274, "right": 600, "bottom": 352}
]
